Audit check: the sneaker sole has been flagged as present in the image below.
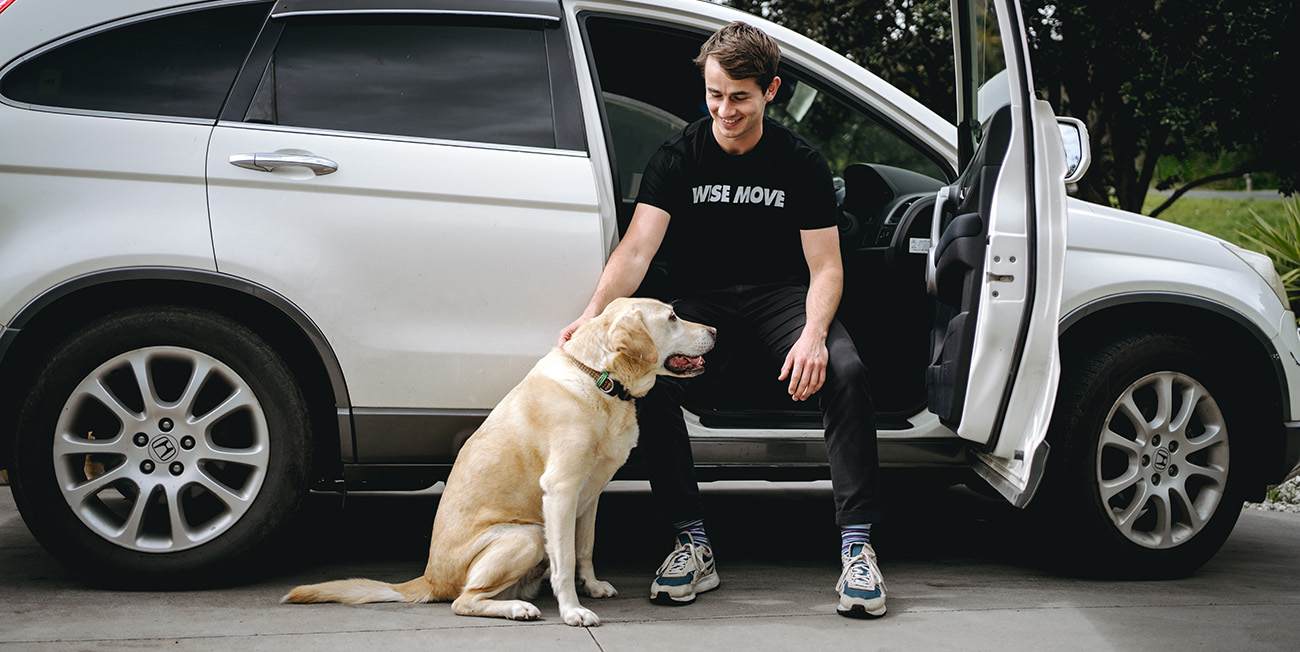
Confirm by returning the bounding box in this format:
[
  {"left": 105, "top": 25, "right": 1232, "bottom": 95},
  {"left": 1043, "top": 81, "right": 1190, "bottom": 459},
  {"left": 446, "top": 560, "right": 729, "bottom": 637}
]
[
  {"left": 649, "top": 572, "right": 720, "bottom": 606},
  {"left": 837, "top": 603, "right": 887, "bottom": 619},
  {"left": 650, "top": 590, "right": 695, "bottom": 606}
]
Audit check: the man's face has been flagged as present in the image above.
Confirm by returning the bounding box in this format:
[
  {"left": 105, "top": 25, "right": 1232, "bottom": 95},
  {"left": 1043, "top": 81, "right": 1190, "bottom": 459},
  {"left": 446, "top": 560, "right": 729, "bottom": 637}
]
[{"left": 703, "top": 57, "right": 779, "bottom": 154}]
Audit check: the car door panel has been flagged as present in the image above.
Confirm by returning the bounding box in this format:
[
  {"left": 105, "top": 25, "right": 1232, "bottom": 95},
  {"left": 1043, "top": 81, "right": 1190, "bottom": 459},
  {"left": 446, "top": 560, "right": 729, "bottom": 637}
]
[
  {"left": 207, "top": 127, "right": 602, "bottom": 410},
  {"left": 925, "top": 0, "right": 1068, "bottom": 503},
  {"left": 206, "top": 10, "right": 604, "bottom": 414}
]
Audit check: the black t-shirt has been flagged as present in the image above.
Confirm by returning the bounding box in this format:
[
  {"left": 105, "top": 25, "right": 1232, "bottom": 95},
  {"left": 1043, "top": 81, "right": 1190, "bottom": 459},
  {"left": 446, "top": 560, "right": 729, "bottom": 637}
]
[{"left": 636, "top": 116, "right": 838, "bottom": 295}]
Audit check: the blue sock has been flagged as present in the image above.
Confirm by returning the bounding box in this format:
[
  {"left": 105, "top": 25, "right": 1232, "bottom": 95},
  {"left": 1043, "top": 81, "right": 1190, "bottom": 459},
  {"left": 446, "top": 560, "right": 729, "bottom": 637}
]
[
  {"left": 674, "top": 518, "right": 710, "bottom": 548},
  {"left": 841, "top": 524, "right": 872, "bottom": 556}
]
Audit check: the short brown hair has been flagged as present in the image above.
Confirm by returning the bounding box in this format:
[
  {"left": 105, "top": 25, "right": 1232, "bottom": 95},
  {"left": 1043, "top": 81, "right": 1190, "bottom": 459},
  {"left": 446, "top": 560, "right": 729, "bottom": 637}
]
[{"left": 694, "top": 22, "right": 781, "bottom": 90}]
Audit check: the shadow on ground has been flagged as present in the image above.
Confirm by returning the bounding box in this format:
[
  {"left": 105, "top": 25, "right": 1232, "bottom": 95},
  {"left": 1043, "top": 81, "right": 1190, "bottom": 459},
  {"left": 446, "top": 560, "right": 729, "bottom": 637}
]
[{"left": 275, "top": 472, "right": 1045, "bottom": 581}]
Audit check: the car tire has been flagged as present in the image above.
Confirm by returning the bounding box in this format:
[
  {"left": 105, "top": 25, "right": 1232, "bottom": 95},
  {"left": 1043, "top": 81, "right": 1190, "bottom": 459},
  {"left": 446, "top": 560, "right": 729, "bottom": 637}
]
[
  {"left": 10, "top": 306, "right": 311, "bottom": 586},
  {"left": 1041, "top": 331, "right": 1245, "bottom": 579}
]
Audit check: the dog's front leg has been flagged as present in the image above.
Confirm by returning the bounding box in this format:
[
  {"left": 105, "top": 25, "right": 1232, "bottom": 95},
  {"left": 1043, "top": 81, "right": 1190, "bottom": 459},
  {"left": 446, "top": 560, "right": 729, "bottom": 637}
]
[
  {"left": 540, "top": 471, "right": 600, "bottom": 627},
  {"left": 576, "top": 499, "right": 616, "bottom": 598}
]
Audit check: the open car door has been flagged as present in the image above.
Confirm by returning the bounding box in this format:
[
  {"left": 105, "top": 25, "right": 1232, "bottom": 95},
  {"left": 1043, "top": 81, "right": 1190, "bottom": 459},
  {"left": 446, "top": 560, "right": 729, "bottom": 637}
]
[{"left": 925, "top": 0, "right": 1072, "bottom": 506}]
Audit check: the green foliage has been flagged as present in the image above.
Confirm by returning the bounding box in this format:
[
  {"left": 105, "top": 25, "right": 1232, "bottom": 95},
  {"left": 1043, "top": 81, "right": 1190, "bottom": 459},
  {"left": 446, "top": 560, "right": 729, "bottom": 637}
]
[
  {"left": 1020, "top": 0, "right": 1296, "bottom": 212},
  {"left": 726, "top": 0, "right": 1298, "bottom": 217},
  {"left": 723, "top": 0, "right": 956, "bottom": 121},
  {"left": 1154, "top": 152, "right": 1281, "bottom": 192},
  {"left": 1237, "top": 197, "right": 1300, "bottom": 312}
]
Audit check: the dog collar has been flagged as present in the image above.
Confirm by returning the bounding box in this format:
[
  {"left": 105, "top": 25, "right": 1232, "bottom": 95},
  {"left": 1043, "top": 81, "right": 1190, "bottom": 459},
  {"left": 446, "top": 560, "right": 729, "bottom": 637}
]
[{"left": 564, "top": 353, "right": 634, "bottom": 401}]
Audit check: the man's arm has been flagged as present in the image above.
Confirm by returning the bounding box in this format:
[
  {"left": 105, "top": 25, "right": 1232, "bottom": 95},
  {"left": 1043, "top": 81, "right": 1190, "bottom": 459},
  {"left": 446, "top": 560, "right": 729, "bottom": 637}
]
[
  {"left": 558, "top": 203, "right": 672, "bottom": 344},
  {"left": 779, "top": 225, "right": 843, "bottom": 400}
]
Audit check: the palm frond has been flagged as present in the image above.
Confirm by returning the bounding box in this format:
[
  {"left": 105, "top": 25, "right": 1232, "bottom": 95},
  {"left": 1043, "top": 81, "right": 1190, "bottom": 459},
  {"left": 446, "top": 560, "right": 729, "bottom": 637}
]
[{"left": 1239, "top": 197, "right": 1300, "bottom": 313}]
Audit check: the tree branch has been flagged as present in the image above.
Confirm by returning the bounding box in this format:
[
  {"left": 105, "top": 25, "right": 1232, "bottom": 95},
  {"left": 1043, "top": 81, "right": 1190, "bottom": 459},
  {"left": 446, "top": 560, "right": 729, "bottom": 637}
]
[{"left": 1147, "top": 166, "right": 1261, "bottom": 218}]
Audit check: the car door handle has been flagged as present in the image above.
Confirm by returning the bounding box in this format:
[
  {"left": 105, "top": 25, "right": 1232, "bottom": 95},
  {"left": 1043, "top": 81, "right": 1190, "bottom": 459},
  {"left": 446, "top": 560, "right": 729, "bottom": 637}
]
[{"left": 229, "top": 152, "right": 338, "bottom": 176}]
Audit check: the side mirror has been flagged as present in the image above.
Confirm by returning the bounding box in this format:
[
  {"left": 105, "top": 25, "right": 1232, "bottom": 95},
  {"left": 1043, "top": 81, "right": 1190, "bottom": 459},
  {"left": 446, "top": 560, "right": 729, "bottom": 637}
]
[{"left": 1057, "top": 117, "right": 1091, "bottom": 184}]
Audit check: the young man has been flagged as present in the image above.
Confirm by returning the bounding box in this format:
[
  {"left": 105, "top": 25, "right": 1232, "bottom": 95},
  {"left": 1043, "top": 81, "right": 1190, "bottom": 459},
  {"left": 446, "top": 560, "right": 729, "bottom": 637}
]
[{"left": 559, "top": 22, "right": 885, "bottom": 619}]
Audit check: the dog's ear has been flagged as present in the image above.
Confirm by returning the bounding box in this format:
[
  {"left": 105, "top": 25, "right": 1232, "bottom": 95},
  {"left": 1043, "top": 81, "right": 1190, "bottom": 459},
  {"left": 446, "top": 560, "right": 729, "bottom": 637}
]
[{"left": 609, "top": 308, "right": 657, "bottom": 366}]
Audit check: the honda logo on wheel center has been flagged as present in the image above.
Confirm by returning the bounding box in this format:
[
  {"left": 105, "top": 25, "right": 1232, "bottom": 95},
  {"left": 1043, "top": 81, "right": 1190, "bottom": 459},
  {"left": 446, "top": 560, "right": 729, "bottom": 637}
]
[{"left": 150, "top": 435, "right": 179, "bottom": 462}]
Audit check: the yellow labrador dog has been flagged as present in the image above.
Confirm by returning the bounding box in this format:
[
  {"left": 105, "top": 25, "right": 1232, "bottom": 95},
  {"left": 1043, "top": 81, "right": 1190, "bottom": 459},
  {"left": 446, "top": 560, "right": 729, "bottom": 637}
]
[{"left": 284, "top": 298, "right": 715, "bottom": 626}]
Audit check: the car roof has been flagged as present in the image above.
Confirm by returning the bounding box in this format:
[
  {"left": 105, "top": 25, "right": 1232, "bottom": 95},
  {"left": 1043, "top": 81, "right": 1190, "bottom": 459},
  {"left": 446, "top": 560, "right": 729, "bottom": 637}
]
[
  {"left": 0, "top": 0, "right": 562, "bottom": 65},
  {"left": 273, "top": 0, "right": 560, "bottom": 20}
]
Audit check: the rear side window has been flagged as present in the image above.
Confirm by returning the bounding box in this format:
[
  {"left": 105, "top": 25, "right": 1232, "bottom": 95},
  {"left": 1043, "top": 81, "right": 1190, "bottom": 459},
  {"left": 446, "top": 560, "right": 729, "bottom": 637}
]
[
  {"left": 0, "top": 2, "right": 270, "bottom": 120},
  {"left": 245, "top": 17, "right": 556, "bottom": 148}
]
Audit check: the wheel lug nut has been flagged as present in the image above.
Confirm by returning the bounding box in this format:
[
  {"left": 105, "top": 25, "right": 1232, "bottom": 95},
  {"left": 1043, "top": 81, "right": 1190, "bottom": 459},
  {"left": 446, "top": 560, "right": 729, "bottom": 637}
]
[
  {"left": 1169, "top": 465, "right": 1179, "bottom": 477},
  {"left": 134, "top": 433, "right": 149, "bottom": 447},
  {"left": 1168, "top": 441, "right": 1179, "bottom": 453},
  {"left": 169, "top": 462, "right": 184, "bottom": 476},
  {"left": 1152, "top": 474, "right": 1162, "bottom": 485},
  {"left": 1152, "top": 435, "right": 1161, "bottom": 447},
  {"left": 159, "top": 418, "right": 174, "bottom": 432},
  {"left": 1142, "top": 455, "right": 1151, "bottom": 467},
  {"left": 140, "top": 460, "right": 155, "bottom": 474},
  {"left": 181, "top": 436, "right": 196, "bottom": 450}
]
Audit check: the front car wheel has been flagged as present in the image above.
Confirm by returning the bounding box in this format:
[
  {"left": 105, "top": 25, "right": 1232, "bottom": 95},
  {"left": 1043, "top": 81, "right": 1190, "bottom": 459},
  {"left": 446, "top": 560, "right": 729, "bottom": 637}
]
[
  {"left": 1094, "top": 370, "right": 1230, "bottom": 550},
  {"left": 1042, "top": 332, "right": 1246, "bottom": 578}
]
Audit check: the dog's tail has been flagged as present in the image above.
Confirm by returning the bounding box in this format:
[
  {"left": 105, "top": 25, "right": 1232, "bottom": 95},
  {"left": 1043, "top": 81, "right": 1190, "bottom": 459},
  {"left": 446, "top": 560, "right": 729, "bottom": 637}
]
[{"left": 282, "top": 576, "right": 442, "bottom": 605}]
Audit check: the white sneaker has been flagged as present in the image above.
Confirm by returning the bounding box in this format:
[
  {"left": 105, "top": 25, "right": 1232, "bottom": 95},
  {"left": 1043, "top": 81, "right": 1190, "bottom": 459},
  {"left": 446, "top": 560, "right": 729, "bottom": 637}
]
[
  {"left": 836, "top": 542, "right": 886, "bottom": 618},
  {"left": 649, "top": 533, "right": 719, "bottom": 605}
]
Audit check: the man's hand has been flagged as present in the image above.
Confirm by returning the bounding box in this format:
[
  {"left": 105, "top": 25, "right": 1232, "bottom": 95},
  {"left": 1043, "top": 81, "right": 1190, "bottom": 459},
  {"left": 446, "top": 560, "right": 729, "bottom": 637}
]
[
  {"left": 559, "top": 203, "right": 672, "bottom": 347},
  {"left": 779, "top": 331, "right": 828, "bottom": 401},
  {"left": 558, "top": 316, "right": 588, "bottom": 346}
]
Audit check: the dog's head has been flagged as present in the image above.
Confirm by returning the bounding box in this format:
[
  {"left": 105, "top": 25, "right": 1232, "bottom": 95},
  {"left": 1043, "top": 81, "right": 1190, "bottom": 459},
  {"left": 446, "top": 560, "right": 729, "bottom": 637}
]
[{"left": 571, "top": 298, "right": 716, "bottom": 398}]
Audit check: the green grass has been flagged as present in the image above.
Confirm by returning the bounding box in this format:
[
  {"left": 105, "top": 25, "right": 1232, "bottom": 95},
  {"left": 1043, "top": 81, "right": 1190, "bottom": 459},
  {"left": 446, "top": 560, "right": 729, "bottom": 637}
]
[{"left": 1140, "top": 195, "right": 1289, "bottom": 247}]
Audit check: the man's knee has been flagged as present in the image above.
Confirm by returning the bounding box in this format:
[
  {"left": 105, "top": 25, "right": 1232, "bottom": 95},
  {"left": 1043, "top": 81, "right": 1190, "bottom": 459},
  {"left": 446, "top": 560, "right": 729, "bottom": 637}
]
[{"left": 825, "top": 339, "right": 868, "bottom": 389}]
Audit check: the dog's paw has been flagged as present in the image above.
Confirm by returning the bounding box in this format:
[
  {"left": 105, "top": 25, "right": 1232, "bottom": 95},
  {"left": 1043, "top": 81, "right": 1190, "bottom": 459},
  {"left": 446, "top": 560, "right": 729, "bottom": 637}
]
[
  {"left": 580, "top": 579, "right": 618, "bottom": 599},
  {"left": 506, "top": 601, "right": 542, "bottom": 621},
  {"left": 562, "top": 606, "right": 601, "bottom": 627}
]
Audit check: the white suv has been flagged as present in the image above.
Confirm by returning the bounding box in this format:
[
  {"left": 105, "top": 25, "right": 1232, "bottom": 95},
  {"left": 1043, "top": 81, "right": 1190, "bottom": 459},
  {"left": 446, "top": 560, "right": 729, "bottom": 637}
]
[{"left": 2, "top": 0, "right": 1297, "bottom": 584}]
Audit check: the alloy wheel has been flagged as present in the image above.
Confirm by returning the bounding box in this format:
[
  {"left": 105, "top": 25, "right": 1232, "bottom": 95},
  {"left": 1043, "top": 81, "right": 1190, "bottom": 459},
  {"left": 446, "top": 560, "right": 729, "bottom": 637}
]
[
  {"left": 1096, "top": 371, "right": 1229, "bottom": 549},
  {"left": 52, "top": 346, "right": 270, "bottom": 552}
]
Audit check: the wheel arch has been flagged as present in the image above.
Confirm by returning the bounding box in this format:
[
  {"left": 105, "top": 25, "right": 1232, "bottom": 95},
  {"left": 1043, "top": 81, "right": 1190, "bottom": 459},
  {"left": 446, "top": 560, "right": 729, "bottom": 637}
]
[
  {"left": 0, "top": 268, "right": 351, "bottom": 483},
  {"left": 1058, "top": 292, "right": 1289, "bottom": 498}
]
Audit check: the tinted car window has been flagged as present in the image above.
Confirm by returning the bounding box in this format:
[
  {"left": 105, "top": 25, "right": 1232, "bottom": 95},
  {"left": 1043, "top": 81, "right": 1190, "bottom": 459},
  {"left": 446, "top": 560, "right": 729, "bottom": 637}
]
[
  {"left": 583, "top": 16, "right": 948, "bottom": 183},
  {"left": 249, "top": 17, "right": 555, "bottom": 148},
  {"left": 766, "top": 75, "right": 949, "bottom": 182},
  {"left": 0, "top": 2, "right": 270, "bottom": 119}
]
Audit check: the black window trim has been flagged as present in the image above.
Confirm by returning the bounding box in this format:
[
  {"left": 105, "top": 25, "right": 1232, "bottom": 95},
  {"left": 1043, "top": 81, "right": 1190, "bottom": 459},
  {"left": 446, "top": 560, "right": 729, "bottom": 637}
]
[
  {"left": 0, "top": 0, "right": 274, "bottom": 124},
  {"left": 219, "top": 6, "right": 586, "bottom": 153},
  {"left": 213, "top": 119, "right": 591, "bottom": 158}
]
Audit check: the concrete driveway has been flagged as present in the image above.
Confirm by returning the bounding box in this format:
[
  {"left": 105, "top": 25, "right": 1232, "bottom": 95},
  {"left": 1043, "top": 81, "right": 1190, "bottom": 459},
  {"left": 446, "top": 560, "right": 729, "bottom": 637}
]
[{"left": 2, "top": 480, "right": 1299, "bottom": 651}]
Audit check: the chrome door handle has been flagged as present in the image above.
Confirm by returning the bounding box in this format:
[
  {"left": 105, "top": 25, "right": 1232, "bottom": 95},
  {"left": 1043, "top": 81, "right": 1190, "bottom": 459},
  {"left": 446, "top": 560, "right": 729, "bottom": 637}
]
[{"left": 229, "top": 152, "right": 338, "bottom": 176}]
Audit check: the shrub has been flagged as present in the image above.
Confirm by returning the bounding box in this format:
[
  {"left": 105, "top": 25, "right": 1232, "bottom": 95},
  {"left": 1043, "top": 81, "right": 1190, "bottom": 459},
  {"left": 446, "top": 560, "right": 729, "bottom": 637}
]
[{"left": 1239, "top": 196, "right": 1300, "bottom": 314}]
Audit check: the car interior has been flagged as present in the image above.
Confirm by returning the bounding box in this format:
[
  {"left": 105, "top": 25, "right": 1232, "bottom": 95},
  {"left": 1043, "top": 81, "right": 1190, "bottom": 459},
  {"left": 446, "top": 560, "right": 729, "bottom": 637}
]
[{"left": 581, "top": 15, "right": 955, "bottom": 430}]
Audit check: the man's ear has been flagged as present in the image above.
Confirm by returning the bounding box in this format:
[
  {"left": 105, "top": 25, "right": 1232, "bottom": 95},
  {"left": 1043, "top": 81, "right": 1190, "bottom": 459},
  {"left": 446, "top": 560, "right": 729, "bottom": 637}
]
[
  {"left": 764, "top": 75, "right": 782, "bottom": 102},
  {"left": 609, "top": 309, "right": 657, "bottom": 365}
]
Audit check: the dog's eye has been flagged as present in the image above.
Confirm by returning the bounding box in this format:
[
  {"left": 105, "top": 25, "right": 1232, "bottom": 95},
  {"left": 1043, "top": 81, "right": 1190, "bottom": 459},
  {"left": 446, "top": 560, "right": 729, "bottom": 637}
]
[{"left": 668, "top": 313, "right": 678, "bottom": 322}]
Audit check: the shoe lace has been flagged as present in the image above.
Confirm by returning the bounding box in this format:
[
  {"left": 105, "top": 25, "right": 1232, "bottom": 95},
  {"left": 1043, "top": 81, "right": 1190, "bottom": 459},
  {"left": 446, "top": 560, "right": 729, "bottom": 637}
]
[
  {"left": 657, "top": 543, "right": 701, "bottom": 577},
  {"left": 840, "top": 550, "right": 884, "bottom": 592}
]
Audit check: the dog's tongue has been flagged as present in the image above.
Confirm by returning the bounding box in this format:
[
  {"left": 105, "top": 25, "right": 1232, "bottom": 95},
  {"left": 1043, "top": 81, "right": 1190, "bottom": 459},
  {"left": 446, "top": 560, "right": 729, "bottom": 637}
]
[{"left": 669, "top": 355, "right": 705, "bottom": 372}]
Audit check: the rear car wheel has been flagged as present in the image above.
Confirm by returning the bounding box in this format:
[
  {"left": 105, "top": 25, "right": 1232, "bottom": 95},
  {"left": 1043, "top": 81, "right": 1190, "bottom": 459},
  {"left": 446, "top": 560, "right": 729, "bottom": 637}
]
[
  {"left": 1043, "top": 332, "right": 1244, "bottom": 578},
  {"left": 10, "top": 307, "right": 310, "bottom": 585}
]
